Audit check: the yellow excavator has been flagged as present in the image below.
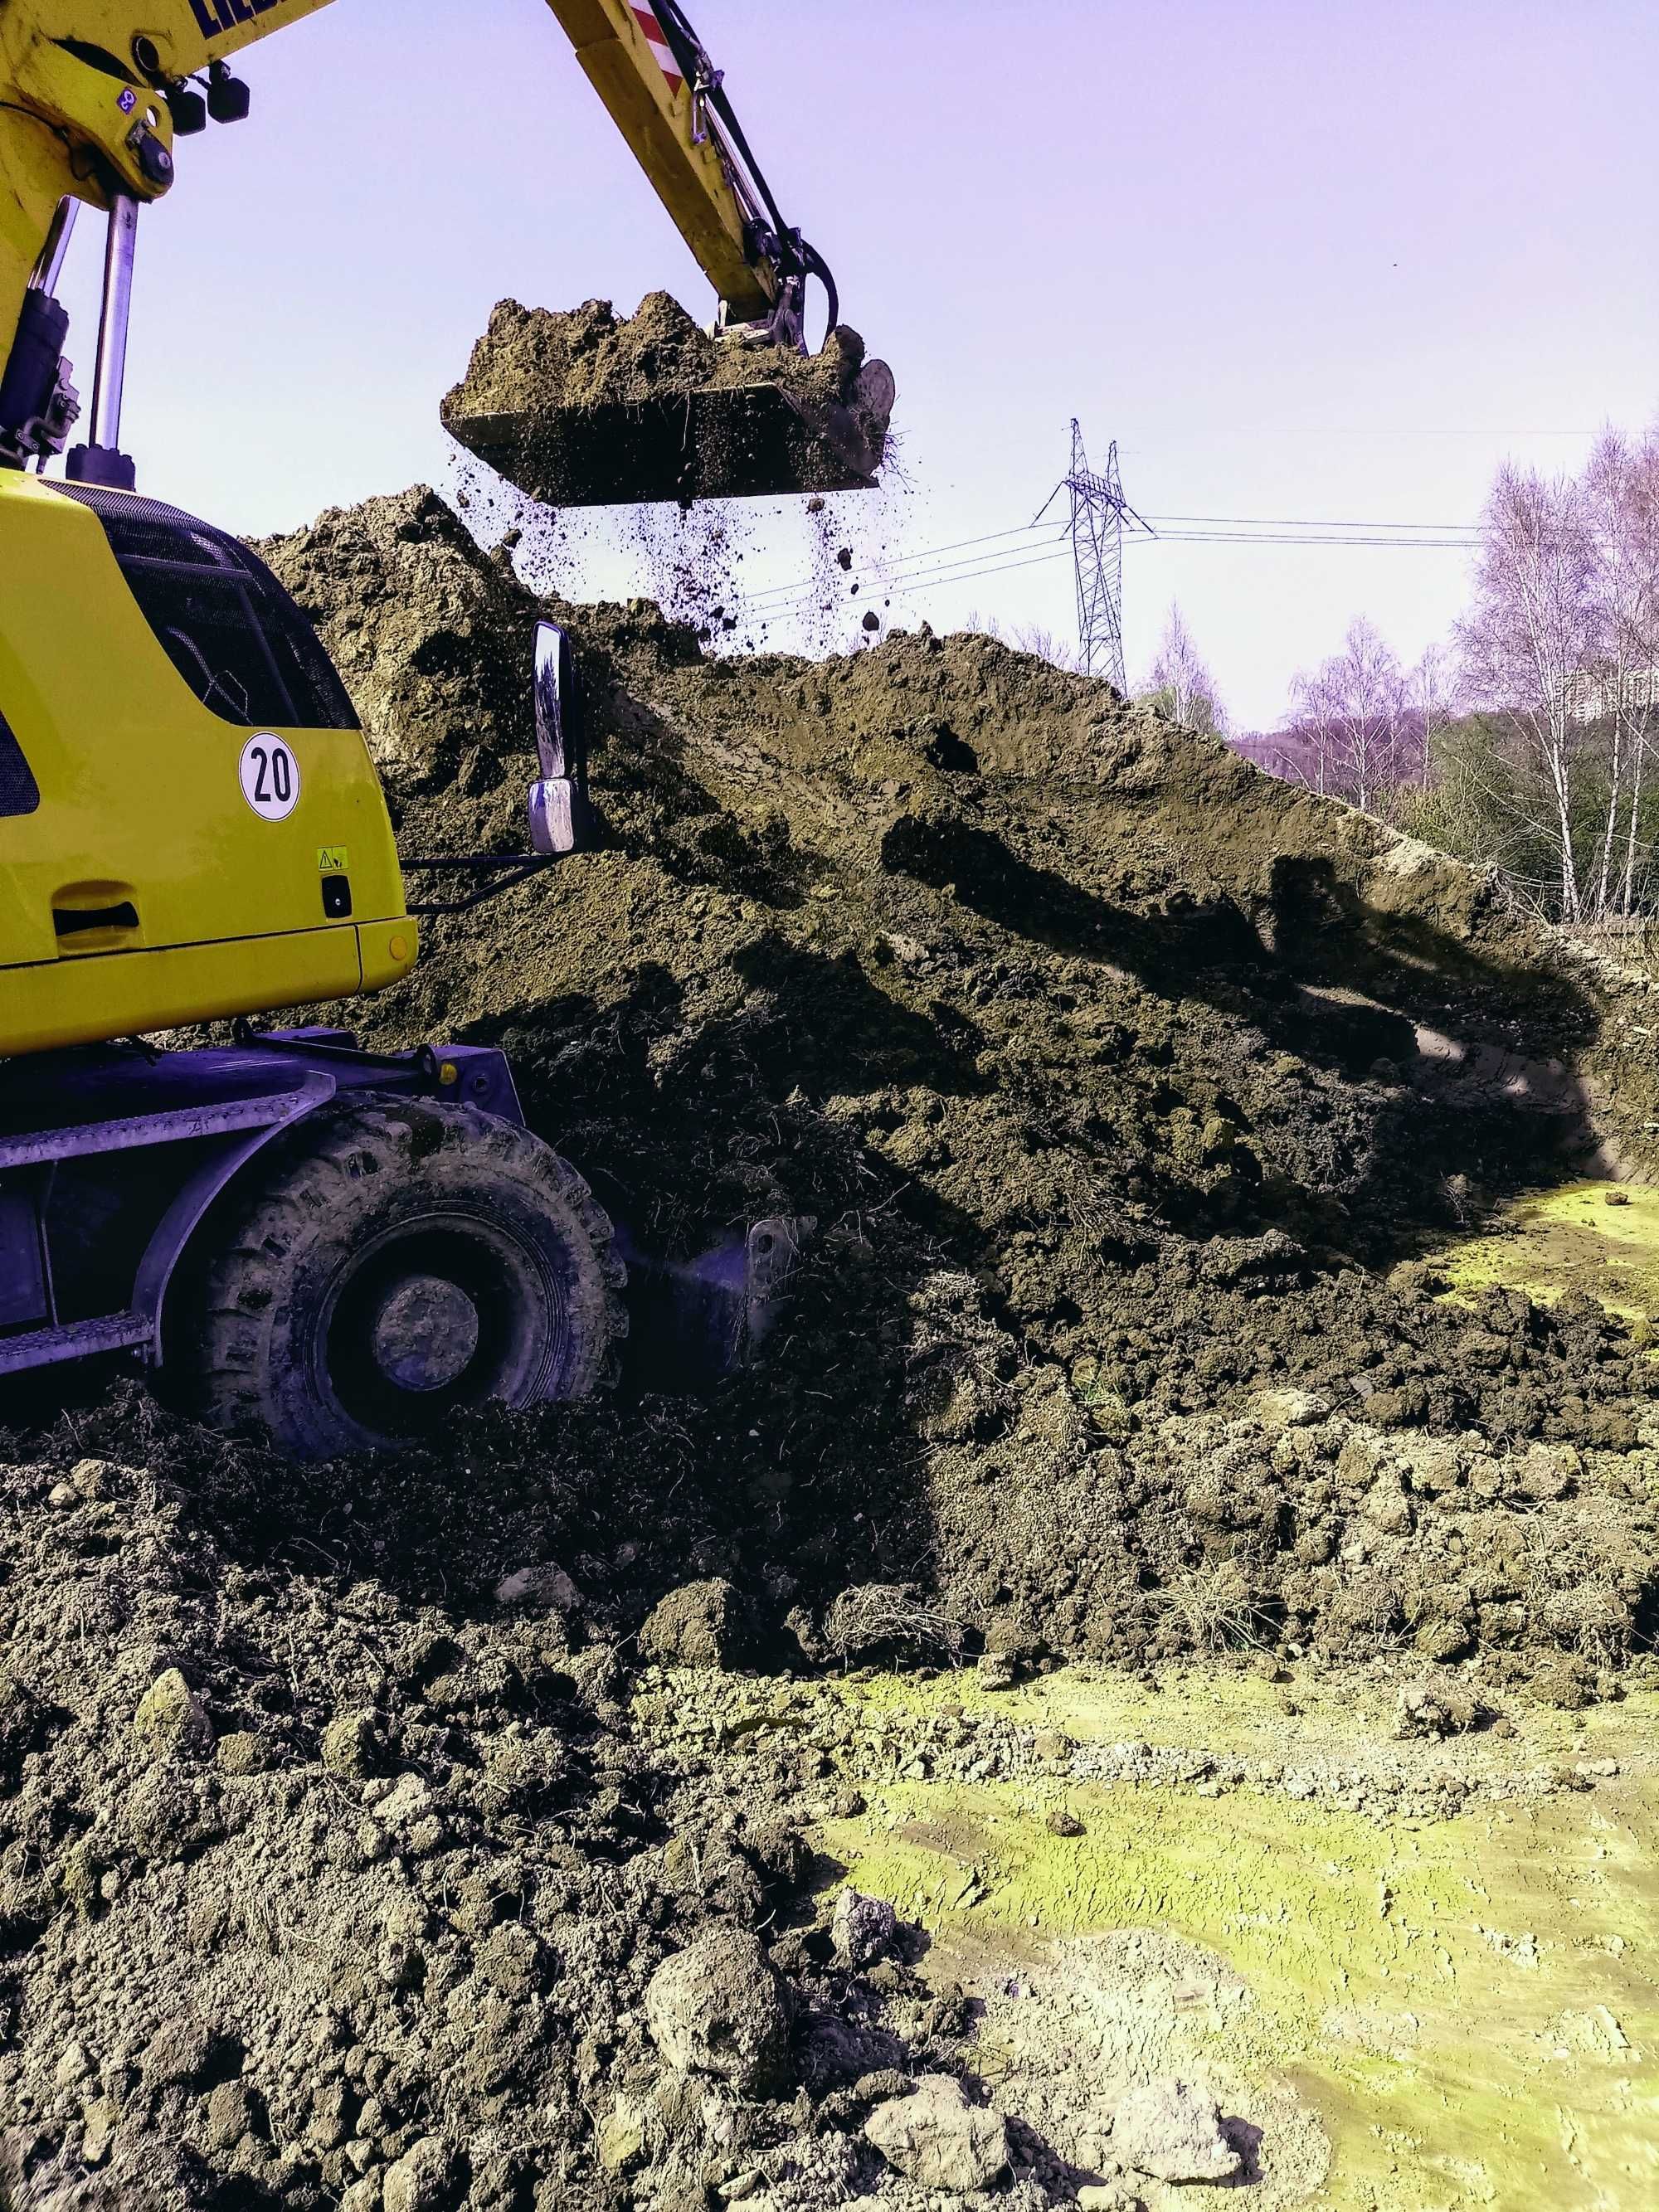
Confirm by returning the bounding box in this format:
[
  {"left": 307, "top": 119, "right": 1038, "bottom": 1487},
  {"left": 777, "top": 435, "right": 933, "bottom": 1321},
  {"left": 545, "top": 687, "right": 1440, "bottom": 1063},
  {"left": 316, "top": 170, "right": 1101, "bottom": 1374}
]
[{"left": 0, "top": 0, "right": 888, "bottom": 1455}]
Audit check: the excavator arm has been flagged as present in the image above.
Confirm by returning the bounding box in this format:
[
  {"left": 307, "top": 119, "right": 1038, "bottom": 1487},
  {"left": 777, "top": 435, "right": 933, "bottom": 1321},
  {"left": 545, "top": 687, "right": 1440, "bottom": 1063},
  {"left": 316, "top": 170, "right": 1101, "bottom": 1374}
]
[{"left": 0, "top": 0, "right": 835, "bottom": 469}]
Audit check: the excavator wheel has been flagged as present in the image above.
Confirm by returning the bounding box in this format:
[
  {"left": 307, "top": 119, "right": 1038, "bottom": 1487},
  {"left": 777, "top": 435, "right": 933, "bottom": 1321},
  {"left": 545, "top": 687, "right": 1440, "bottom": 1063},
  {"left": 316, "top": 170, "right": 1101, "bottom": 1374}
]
[{"left": 169, "top": 1099, "right": 626, "bottom": 1459}]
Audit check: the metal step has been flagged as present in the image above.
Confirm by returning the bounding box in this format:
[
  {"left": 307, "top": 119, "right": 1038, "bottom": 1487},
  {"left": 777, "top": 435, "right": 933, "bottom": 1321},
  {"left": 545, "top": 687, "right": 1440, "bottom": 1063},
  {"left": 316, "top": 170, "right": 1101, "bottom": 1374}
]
[{"left": 0, "top": 1310, "right": 150, "bottom": 1376}]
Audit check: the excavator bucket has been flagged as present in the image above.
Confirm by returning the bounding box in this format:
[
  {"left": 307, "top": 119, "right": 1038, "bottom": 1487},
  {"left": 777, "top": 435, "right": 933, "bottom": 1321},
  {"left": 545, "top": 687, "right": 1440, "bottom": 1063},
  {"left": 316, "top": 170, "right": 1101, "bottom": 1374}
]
[
  {"left": 440, "top": 297, "right": 896, "bottom": 508},
  {"left": 444, "top": 366, "right": 895, "bottom": 508}
]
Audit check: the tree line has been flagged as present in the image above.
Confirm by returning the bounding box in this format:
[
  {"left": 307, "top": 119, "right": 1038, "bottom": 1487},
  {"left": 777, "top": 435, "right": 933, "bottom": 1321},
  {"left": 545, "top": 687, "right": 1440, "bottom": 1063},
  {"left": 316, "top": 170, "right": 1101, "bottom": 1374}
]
[{"left": 1139, "top": 425, "right": 1659, "bottom": 927}]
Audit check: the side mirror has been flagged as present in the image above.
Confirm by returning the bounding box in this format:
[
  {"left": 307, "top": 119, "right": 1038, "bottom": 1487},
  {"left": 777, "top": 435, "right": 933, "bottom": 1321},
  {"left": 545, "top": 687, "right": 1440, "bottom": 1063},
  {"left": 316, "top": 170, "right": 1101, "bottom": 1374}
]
[{"left": 528, "top": 620, "right": 595, "bottom": 856}]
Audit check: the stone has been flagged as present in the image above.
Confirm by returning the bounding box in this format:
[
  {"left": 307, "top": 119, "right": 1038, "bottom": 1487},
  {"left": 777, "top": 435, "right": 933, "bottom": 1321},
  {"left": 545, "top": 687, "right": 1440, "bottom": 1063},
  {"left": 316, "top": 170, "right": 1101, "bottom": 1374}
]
[
  {"left": 1111, "top": 2078, "right": 1241, "bottom": 2184},
  {"left": 976, "top": 1652, "right": 1019, "bottom": 1692},
  {"left": 864, "top": 2075, "right": 1010, "bottom": 2192},
  {"left": 207, "top": 2081, "right": 255, "bottom": 2150},
  {"left": 832, "top": 1887, "right": 898, "bottom": 1968},
  {"left": 322, "top": 1711, "right": 380, "bottom": 1777},
  {"left": 598, "top": 2092, "right": 649, "bottom": 2173},
  {"left": 142, "top": 2011, "right": 236, "bottom": 2089},
  {"left": 54, "top": 2039, "right": 92, "bottom": 2088},
  {"left": 494, "top": 1562, "right": 581, "bottom": 1612},
  {"left": 638, "top": 1578, "right": 746, "bottom": 1670},
  {"left": 1045, "top": 1808, "right": 1086, "bottom": 1839},
  {"left": 383, "top": 2134, "right": 463, "bottom": 2212},
  {"left": 1530, "top": 1654, "right": 1596, "bottom": 1710},
  {"left": 216, "top": 1731, "right": 270, "bottom": 1776},
  {"left": 133, "top": 1669, "right": 212, "bottom": 1757},
  {"left": 645, "top": 1929, "right": 790, "bottom": 2096},
  {"left": 81, "top": 2097, "right": 119, "bottom": 2165},
  {"left": 1394, "top": 1681, "right": 1486, "bottom": 1740},
  {"left": 377, "top": 1772, "right": 433, "bottom": 1826}
]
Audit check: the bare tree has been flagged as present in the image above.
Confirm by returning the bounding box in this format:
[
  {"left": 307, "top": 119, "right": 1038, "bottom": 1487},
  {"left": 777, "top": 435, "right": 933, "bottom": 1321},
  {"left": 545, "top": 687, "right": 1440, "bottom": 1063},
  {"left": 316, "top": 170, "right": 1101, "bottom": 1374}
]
[
  {"left": 962, "top": 611, "right": 1083, "bottom": 673},
  {"left": 1456, "top": 463, "right": 1595, "bottom": 919},
  {"left": 1286, "top": 617, "right": 1418, "bottom": 819},
  {"left": 1580, "top": 429, "right": 1659, "bottom": 917},
  {"left": 1142, "top": 603, "right": 1228, "bottom": 737}
]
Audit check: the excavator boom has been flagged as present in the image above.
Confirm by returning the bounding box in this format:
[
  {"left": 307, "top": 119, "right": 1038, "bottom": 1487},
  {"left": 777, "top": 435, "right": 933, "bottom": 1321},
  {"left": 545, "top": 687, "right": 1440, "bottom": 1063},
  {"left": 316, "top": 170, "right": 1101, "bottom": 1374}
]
[{"left": 0, "top": 0, "right": 888, "bottom": 500}]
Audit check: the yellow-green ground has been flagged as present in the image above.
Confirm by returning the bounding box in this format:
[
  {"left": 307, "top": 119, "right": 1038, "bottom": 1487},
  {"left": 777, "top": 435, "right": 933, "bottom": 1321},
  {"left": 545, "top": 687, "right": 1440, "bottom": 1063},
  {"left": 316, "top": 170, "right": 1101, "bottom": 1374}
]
[
  {"left": 800, "top": 1189, "right": 1659, "bottom": 2208},
  {"left": 1430, "top": 1180, "right": 1659, "bottom": 1321},
  {"left": 813, "top": 1674, "right": 1658, "bottom": 2210}
]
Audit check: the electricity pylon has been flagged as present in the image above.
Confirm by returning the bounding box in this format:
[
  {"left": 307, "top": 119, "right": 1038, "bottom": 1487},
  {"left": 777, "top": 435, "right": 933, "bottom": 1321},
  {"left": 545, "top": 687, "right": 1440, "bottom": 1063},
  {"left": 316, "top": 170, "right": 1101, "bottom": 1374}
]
[{"left": 1037, "top": 423, "right": 1153, "bottom": 692}]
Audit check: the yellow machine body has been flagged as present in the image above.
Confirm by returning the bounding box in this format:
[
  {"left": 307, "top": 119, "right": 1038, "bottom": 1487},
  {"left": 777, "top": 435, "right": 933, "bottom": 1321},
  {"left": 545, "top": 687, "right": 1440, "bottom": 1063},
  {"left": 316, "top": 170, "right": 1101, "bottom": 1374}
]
[{"left": 0, "top": 469, "right": 414, "bottom": 1056}]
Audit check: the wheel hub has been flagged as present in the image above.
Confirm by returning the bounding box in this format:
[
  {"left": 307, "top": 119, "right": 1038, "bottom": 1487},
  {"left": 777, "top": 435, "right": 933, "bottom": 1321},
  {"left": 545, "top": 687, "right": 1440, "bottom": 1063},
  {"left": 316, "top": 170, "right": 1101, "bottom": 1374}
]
[{"left": 368, "top": 1272, "right": 481, "bottom": 1394}]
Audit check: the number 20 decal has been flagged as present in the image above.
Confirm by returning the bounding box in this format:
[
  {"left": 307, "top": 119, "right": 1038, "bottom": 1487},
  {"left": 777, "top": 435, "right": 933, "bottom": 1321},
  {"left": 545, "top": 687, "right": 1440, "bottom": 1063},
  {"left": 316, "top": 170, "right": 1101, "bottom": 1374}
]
[{"left": 239, "top": 733, "right": 301, "bottom": 822}]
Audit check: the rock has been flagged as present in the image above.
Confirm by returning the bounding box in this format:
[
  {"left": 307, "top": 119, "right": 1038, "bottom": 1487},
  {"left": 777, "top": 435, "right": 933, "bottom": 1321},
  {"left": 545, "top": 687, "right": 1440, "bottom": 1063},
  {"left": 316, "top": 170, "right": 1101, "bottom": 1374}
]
[
  {"left": 718, "top": 2174, "right": 763, "bottom": 2203},
  {"left": 322, "top": 1710, "right": 380, "bottom": 1776},
  {"left": 142, "top": 2012, "right": 236, "bottom": 2089},
  {"left": 216, "top": 1730, "right": 270, "bottom": 1776},
  {"left": 383, "top": 2134, "right": 463, "bottom": 2212},
  {"left": 68, "top": 1456, "right": 114, "bottom": 1498},
  {"left": 864, "top": 2075, "right": 1010, "bottom": 2192},
  {"left": 645, "top": 1928, "right": 790, "bottom": 2095},
  {"left": 494, "top": 1562, "right": 581, "bottom": 1612},
  {"left": 854, "top": 2069, "right": 913, "bottom": 2103},
  {"left": 377, "top": 1772, "right": 434, "bottom": 1826},
  {"left": 639, "top": 1578, "right": 746, "bottom": 1670},
  {"left": 598, "top": 2092, "right": 649, "bottom": 2173},
  {"left": 1045, "top": 1808, "right": 1086, "bottom": 1838},
  {"left": 55, "top": 2039, "right": 92, "bottom": 2088},
  {"left": 1530, "top": 1653, "right": 1596, "bottom": 1710},
  {"left": 1394, "top": 1681, "right": 1487, "bottom": 1740},
  {"left": 833, "top": 1886, "right": 898, "bottom": 1967},
  {"left": 206, "top": 2080, "right": 255, "bottom": 2150},
  {"left": 132, "top": 1669, "right": 212, "bottom": 1757},
  {"left": 81, "top": 2096, "right": 119, "bottom": 2164},
  {"left": 976, "top": 1652, "right": 1019, "bottom": 1692},
  {"left": 1111, "top": 2077, "right": 1241, "bottom": 2183}
]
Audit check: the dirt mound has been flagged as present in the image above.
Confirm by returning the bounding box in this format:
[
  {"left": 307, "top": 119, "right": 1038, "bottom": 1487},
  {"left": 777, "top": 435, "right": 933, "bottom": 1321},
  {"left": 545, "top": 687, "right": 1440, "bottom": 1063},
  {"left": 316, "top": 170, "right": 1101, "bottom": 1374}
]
[
  {"left": 442, "top": 295, "right": 892, "bottom": 506},
  {"left": 0, "top": 1422, "right": 1090, "bottom": 2210},
  {"left": 251, "top": 484, "right": 1659, "bottom": 1684},
  {"left": 6, "top": 481, "right": 1659, "bottom": 2202}
]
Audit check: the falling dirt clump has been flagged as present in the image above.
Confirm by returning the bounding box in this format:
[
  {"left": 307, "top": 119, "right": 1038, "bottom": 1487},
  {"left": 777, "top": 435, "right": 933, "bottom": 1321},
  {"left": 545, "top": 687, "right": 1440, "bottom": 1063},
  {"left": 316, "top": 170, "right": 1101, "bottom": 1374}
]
[
  {"left": 441, "top": 294, "right": 893, "bottom": 506},
  {"left": 247, "top": 484, "right": 1659, "bottom": 1693}
]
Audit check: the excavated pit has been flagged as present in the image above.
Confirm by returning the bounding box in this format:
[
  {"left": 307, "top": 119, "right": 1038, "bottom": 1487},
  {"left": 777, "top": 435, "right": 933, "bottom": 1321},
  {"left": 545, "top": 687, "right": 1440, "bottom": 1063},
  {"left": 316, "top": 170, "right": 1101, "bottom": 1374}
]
[
  {"left": 441, "top": 294, "right": 894, "bottom": 506},
  {"left": 2, "top": 483, "right": 1658, "bottom": 2210}
]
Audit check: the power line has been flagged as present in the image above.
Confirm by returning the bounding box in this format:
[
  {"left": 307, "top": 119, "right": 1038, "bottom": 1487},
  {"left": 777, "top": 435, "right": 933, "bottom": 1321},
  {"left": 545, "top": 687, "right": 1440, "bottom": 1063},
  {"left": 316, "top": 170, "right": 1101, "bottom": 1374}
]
[{"left": 737, "top": 506, "right": 1482, "bottom": 617}]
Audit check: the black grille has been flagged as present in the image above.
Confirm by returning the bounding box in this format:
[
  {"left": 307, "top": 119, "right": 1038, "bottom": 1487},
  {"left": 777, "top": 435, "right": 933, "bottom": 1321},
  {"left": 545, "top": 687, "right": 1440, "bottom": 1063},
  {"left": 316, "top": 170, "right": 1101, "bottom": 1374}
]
[
  {"left": 0, "top": 707, "right": 39, "bottom": 818},
  {"left": 54, "top": 482, "right": 359, "bottom": 733}
]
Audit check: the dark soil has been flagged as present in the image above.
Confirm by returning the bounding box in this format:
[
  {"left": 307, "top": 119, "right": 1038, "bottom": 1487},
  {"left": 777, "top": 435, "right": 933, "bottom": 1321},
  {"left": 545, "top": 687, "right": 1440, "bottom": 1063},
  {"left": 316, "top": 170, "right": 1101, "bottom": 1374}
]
[
  {"left": 441, "top": 295, "right": 892, "bottom": 506},
  {"left": 247, "top": 484, "right": 1659, "bottom": 1681},
  {"left": 4, "top": 479, "right": 1658, "bottom": 2208}
]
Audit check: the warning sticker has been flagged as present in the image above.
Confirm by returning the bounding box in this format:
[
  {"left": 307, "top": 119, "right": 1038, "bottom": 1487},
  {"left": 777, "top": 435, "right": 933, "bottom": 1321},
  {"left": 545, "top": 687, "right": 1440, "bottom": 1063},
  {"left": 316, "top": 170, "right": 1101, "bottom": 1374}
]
[{"left": 317, "top": 846, "right": 349, "bottom": 873}]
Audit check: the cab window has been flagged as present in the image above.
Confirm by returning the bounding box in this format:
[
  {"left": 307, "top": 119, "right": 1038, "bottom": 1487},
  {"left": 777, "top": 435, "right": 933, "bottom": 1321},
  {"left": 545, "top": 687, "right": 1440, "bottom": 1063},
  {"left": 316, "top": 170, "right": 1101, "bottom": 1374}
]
[
  {"left": 54, "top": 484, "right": 359, "bottom": 732},
  {"left": 0, "top": 708, "right": 39, "bottom": 817}
]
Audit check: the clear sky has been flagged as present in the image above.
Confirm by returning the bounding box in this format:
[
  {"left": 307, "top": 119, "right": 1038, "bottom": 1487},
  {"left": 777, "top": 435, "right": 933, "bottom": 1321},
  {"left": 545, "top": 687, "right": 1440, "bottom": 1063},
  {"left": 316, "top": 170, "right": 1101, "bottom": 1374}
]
[{"left": 51, "top": 0, "right": 1659, "bottom": 730}]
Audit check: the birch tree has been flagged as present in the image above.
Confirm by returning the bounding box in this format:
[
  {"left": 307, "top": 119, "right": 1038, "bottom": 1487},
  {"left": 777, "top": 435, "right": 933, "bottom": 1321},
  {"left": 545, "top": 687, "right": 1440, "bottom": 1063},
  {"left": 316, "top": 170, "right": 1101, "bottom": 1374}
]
[
  {"left": 1145, "top": 604, "right": 1228, "bottom": 737},
  {"left": 1455, "top": 464, "right": 1594, "bottom": 919},
  {"left": 1286, "top": 617, "right": 1417, "bottom": 818}
]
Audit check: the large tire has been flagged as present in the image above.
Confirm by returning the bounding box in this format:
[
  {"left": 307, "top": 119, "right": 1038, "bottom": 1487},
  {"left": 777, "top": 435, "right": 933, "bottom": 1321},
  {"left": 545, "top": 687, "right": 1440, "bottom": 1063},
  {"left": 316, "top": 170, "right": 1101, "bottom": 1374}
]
[{"left": 169, "top": 1099, "right": 626, "bottom": 1458}]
